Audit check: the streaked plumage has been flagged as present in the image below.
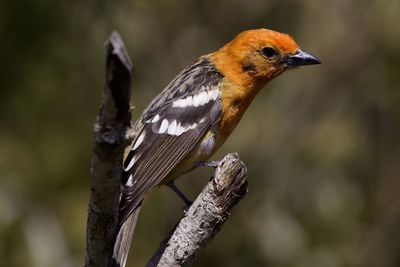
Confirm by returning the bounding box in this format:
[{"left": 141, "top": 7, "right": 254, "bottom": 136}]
[
  {"left": 119, "top": 57, "right": 223, "bottom": 225},
  {"left": 109, "top": 28, "right": 320, "bottom": 267}
]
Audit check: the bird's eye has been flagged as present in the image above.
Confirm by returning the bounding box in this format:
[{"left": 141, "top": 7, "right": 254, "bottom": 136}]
[{"left": 261, "top": 47, "right": 278, "bottom": 58}]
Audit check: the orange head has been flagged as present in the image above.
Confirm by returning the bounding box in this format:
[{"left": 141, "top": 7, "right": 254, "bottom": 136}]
[{"left": 211, "top": 28, "right": 320, "bottom": 89}]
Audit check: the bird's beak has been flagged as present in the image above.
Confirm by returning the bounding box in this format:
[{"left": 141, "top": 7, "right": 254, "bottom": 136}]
[{"left": 286, "top": 49, "right": 321, "bottom": 67}]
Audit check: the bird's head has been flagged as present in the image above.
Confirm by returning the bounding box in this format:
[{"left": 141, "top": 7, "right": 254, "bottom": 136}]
[{"left": 211, "top": 28, "right": 321, "bottom": 89}]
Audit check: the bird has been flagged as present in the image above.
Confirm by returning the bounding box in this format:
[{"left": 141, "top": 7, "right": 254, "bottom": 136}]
[{"left": 109, "top": 28, "right": 321, "bottom": 267}]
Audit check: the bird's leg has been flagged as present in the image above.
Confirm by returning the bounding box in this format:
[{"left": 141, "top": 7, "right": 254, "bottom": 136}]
[
  {"left": 167, "top": 182, "right": 193, "bottom": 210},
  {"left": 195, "top": 160, "right": 220, "bottom": 168}
]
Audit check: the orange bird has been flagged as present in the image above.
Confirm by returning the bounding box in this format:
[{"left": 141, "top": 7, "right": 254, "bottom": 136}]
[{"left": 109, "top": 28, "right": 320, "bottom": 267}]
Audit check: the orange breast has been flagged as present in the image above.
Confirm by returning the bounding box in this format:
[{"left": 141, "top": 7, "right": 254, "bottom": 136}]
[{"left": 217, "top": 78, "right": 261, "bottom": 143}]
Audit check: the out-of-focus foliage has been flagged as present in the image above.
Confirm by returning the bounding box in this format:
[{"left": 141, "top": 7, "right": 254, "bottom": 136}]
[{"left": 1, "top": 0, "right": 400, "bottom": 266}]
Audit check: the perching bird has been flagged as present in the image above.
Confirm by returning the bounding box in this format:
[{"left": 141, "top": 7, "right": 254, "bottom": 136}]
[{"left": 109, "top": 28, "right": 320, "bottom": 267}]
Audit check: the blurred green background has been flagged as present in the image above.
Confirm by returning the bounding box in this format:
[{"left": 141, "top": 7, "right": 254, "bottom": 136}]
[{"left": 1, "top": 0, "right": 400, "bottom": 266}]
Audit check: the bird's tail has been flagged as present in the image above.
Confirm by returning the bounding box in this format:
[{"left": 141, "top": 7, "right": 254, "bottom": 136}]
[{"left": 108, "top": 205, "right": 142, "bottom": 267}]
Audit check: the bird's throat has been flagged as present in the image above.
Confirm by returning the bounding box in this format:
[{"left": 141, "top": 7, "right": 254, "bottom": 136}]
[{"left": 218, "top": 78, "right": 264, "bottom": 140}]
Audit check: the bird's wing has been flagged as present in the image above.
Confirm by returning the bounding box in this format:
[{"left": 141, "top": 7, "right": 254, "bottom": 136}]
[{"left": 119, "top": 57, "right": 223, "bottom": 224}]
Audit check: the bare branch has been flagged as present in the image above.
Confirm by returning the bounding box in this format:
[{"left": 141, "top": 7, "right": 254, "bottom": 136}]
[
  {"left": 147, "top": 153, "right": 248, "bottom": 267},
  {"left": 85, "top": 32, "right": 133, "bottom": 267}
]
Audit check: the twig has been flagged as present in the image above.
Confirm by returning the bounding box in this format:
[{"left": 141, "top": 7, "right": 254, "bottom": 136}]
[
  {"left": 147, "top": 153, "right": 248, "bottom": 267},
  {"left": 85, "top": 32, "right": 134, "bottom": 267}
]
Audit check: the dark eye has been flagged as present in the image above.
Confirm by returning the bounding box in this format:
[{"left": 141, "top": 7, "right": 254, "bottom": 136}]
[{"left": 261, "top": 47, "right": 278, "bottom": 58}]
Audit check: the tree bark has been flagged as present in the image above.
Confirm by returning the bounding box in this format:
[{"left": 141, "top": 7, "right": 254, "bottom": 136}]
[
  {"left": 85, "top": 32, "right": 134, "bottom": 267},
  {"left": 147, "top": 153, "right": 248, "bottom": 267}
]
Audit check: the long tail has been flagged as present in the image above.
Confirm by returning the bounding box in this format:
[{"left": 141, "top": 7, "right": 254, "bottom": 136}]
[{"left": 108, "top": 205, "right": 142, "bottom": 267}]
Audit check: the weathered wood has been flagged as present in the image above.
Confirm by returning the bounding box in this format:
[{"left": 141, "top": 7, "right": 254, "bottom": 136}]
[
  {"left": 147, "top": 153, "right": 248, "bottom": 267},
  {"left": 85, "top": 32, "right": 134, "bottom": 267}
]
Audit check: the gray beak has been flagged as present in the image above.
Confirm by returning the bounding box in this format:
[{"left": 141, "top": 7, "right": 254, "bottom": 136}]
[{"left": 286, "top": 49, "right": 321, "bottom": 66}]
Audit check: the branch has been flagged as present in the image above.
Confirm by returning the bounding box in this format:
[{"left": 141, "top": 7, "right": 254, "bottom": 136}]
[
  {"left": 85, "top": 32, "right": 134, "bottom": 267},
  {"left": 147, "top": 153, "right": 248, "bottom": 267}
]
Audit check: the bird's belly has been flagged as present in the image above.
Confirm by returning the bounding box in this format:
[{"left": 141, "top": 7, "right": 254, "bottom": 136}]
[{"left": 161, "top": 131, "right": 219, "bottom": 184}]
